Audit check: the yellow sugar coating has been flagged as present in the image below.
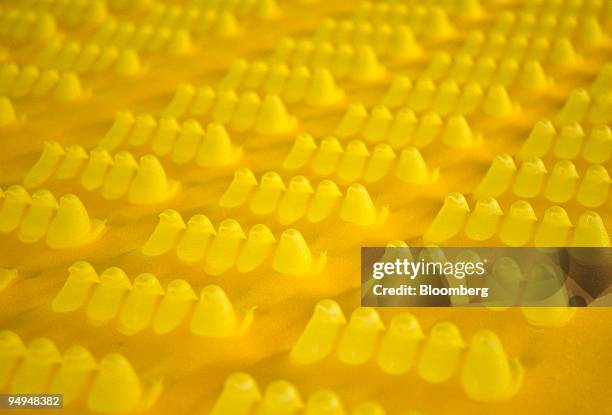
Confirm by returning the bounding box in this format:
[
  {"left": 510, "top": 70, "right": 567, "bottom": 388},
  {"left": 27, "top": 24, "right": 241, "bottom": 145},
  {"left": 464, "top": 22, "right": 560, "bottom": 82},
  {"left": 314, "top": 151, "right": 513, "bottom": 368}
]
[{"left": 1, "top": 0, "right": 612, "bottom": 414}]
